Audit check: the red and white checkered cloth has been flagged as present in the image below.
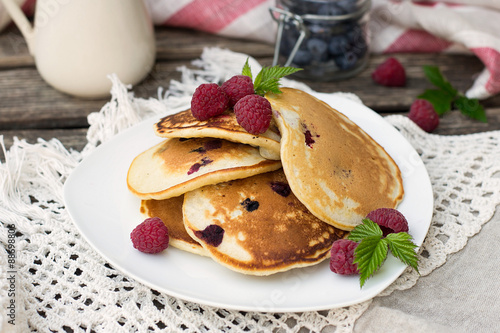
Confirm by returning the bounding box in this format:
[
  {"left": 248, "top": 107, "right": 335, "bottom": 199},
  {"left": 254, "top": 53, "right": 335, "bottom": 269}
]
[
  {"left": 1, "top": 0, "right": 499, "bottom": 99},
  {"left": 370, "top": 0, "right": 500, "bottom": 99}
]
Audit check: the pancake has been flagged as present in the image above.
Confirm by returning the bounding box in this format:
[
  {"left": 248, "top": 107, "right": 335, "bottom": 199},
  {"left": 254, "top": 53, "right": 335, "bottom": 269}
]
[
  {"left": 267, "top": 88, "right": 404, "bottom": 231},
  {"left": 154, "top": 109, "right": 281, "bottom": 160},
  {"left": 127, "top": 137, "right": 281, "bottom": 200},
  {"left": 140, "top": 196, "right": 207, "bottom": 256},
  {"left": 183, "top": 169, "right": 348, "bottom": 276}
]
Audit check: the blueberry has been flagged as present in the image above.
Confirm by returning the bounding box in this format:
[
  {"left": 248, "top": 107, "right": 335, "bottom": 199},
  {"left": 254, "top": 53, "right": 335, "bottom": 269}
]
[
  {"left": 279, "top": 25, "right": 299, "bottom": 56},
  {"left": 241, "top": 198, "right": 259, "bottom": 212},
  {"left": 345, "top": 24, "right": 368, "bottom": 57},
  {"left": 352, "top": 36, "right": 367, "bottom": 58},
  {"left": 308, "top": 23, "right": 328, "bottom": 35},
  {"left": 194, "top": 224, "right": 224, "bottom": 247},
  {"left": 291, "top": 49, "right": 312, "bottom": 66},
  {"left": 307, "top": 38, "right": 328, "bottom": 62},
  {"left": 291, "top": 1, "right": 322, "bottom": 15},
  {"left": 328, "top": 35, "right": 351, "bottom": 56},
  {"left": 334, "top": 51, "right": 359, "bottom": 70},
  {"left": 270, "top": 181, "right": 291, "bottom": 197},
  {"left": 336, "top": 0, "right": 358, "bottom": 14},
  {"left": 317, "top": 3, "right": 344, "bottom": 16}
]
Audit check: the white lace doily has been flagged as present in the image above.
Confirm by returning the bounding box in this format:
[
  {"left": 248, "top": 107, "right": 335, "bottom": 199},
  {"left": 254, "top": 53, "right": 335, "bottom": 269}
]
[{"left": 1, "top": 48, "right": 499, "bottom": 333}]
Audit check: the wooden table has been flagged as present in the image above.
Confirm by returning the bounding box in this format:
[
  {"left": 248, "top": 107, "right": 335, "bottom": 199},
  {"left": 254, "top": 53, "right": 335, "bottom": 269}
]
[
  {"left": 1, "top": 25, "right": 500, "bottom": 155},
  {"left": 2, "top": 25, "right": 500, "bottom": 332}
]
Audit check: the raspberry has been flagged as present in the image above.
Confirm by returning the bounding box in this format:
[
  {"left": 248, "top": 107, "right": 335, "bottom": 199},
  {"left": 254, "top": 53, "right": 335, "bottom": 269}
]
[
  {"left": 408, "top": 99, "right": 440, "bottom": 133},
  {"left": 366, "top": 208, "right": 409, "bottom": 237},
  {"left": 371, "top": 57, "right": 406, "bottom": 87},
  {"left": 130, "top": 217, "right": 169, "bottom": 253},
  {"left": 220, "top": 75, "right": 254, "bottom": 107},
  {"left": 191, "top": 83, "right": 229, "bottom": 121},
  {"left": 330, "top": 239, "right": 359, "bottom": 275},
  {"left": 233, "top": 94, "right": 272, "bottom": 135}
]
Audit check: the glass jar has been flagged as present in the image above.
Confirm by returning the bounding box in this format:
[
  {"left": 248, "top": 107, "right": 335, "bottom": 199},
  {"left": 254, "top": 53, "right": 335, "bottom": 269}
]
[{"left": 270, "top": 0, "right": 371, "bottom": 81}]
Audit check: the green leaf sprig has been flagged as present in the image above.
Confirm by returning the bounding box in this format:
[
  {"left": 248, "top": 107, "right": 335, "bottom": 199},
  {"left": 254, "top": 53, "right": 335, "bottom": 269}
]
[
  {"left": 242, "top": 59, "right": 301, "bottom": 96},
  {"left": 348, "top": 219, "right": 419, "bottom": 288},
  {"left": 419, "top": 65, "right": 487, "bottom": 122}
]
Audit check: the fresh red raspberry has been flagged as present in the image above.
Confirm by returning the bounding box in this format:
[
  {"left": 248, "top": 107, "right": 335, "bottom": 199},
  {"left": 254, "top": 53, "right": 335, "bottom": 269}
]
[
  {"left": 220, "top": 75, "right": 255, "bottom": 107},
  {"left": 371, "top": 57, "right": 406, "bottom": 87},
  {"left": 191, "top": 83, "right": 229, "bottom": 121},
  {"left": 330, "top": 239, "right": 359, "bottom": 275},
  {"left": 366, "top": 208, "right": 409, "bottom": 237},
  {"left": 130, "top": 217, "right": 169, "bottom": 254},
  {"left": 233, "top": 94, "right": 272, "bottom": 135},
  {"left": 408, "top": 99, "right": 440, "bottom": 133}
]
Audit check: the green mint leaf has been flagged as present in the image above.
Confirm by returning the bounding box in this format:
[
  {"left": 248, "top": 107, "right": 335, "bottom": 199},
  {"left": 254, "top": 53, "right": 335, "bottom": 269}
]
[
  {"left": 454, "top": 95, "right": 488, "bottom": 123},
  {"left": 256, "top": 78, "right": 282, "bottom": 95},
  {"left": 252, "top": 65, "right": 302, "bottom": 96},
  {"left": 348, "top": 218, "right": 382, "bottom": 242},
  {"left": 419, "top": 65, "right": 487, "bottom": 123},
  {"left": 385, "top": 232, "right": 419, "bottom": 273},
  {"left": 422, "top": 65, "right": 457, "bottom": 97},
  {"left": 241, "top": 58, "right": 253, "bottom": 80},
  {"left": 353, "top": 235, "right": 388, "bottom": 288},
  {"left": 417, "top": 89, "right": 454, "bottom": 115},
  {"left": 241, "top": 61, "right": 301, "bottom": 96}
]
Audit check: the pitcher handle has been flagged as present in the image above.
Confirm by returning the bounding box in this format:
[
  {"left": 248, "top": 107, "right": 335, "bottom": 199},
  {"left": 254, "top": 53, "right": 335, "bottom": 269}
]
[{"left": 0, "top": 0, "right": 35, "bottom": 55}]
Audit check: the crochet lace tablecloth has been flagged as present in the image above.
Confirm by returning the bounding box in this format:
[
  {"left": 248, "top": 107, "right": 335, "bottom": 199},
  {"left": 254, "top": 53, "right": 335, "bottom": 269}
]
[{"left": 1, "top": 48, "right": 499, "bottom": 333}]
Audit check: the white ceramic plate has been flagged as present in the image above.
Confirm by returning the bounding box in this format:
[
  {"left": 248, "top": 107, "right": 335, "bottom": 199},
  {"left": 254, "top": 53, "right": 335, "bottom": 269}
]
[{"left": 64, "top": 92, "right": 433, "bottom": 312}]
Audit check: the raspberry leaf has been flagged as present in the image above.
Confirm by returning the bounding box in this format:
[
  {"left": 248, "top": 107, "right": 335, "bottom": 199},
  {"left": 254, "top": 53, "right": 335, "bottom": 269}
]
[
  {"left": 419, "top": 65, "right": 487, "bottom": 122},
  {"left": 353, "top": 235, "right": 388, "bottom": 288},
  {"left": 348, "top": 218, "right": 420, "bottom": 288},
  {"left": 454, "top": 95, "right": 487, "bottom": 122},
  {"left": 422, "top": 65, "right": 457, "bottom": 97},
  {"left": 417, "top": 89, "right": 454, "bottom": 115},
  {"left": 256, "top": 77, "right": 282, "bottom": 95},
  {"left": 385, "top": 232, "right": 419, "bottom": 273},
  {"left": 242, "top": 61, "right": 302, "bottom": 96},
  {"left": 242, "top": 59, "right": 253, "bottom": 80},
  {"left": 348, "top": 218, "right": 382, "bottom": 242}
]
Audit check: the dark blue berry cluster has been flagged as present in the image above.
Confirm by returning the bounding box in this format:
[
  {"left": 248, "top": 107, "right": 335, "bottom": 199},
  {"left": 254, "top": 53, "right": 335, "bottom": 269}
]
[{"left": 277, "top": 0, "right": 368, "bottom": 79}]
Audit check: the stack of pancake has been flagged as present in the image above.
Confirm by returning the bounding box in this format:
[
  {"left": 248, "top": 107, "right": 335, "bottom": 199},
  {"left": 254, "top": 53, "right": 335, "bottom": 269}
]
[{"left": 127, "top": 88, "right": 404, "bottom": 276}]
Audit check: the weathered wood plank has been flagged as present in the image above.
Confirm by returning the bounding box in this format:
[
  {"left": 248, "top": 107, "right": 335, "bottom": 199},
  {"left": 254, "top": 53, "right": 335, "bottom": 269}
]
[
  {"left": 0, "top": 25, "right": 33, "bottom": 68},
  {"left": 1, "top": 128, "right": 88, "bottom": 152},
  {"left": 432, "top": 107, "right": 500, "bottom": 135},
  {"left": 154, "top": 27, "right": 275, "bottom": 61},
  {"left": 2, "top": 53, "right": 498, "bottom": 129},
  {"left": 1, "top": 24, "right": 499, "bottom": 131},
  {"left": 0, "top": 25, "right": 274, "bottom": 68}
]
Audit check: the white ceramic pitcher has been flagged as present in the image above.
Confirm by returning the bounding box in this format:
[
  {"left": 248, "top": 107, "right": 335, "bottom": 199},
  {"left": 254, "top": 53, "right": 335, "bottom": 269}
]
[{"left": 0, "top": 0, "right": 156, "bottom": 98}]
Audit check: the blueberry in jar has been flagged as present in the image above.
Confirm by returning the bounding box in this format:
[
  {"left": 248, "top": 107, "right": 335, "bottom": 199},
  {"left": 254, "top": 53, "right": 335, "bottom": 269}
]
[
  {"left": 272, "top": 0, "right": 370, "bottom": 79},
  {"left": 307, "top": 38, "right": 328, "bottom": 62},
  {"left": 328, "top": 34, "right": 351, "bottom": 56},
  {"left": 279, "top": 21, "right": 299, "bottom": 56},
  {"left": 336, "top": 0, "right": 358, "bottom": 14},
  {"left": 334, "top": 51, "right": 358, "bottom": 70},
  {"left": 292, "top": 49, "right": 313, "bottom": 66},
  {"left": 347, "top": 24, "right": 368, "bottom": 58},
  {"left": 317, "top": 3, "right": 344, "bottom": 16}
]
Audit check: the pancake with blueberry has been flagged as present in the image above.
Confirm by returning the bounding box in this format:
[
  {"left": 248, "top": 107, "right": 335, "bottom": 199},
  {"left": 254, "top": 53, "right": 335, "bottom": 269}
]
[
  {"left": 140, "top": 196, "right": 207, "bottom": 256},
  {"left": 154, "top": 109, "right": 281, "bottom": 160},
  {"left": 267, "top": 88, "right": 404, "bottom": 231},
  {"left": 127, "top": 137, "right": 281, "bottom": 200},
  {"left": 182, "top": 169, "right": 348, "bottom": 276}
]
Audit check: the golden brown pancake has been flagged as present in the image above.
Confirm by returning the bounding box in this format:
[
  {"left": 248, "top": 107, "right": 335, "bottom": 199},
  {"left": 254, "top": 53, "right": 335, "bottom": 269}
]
[
  {"left": 267, "top": 88, "right": 404, "bottom": 231},
  {"left": 183, "top": 169, "right": 348, "bottom": 276},
  {"left": 154, "top": 109, "right": 281, "bottom": 160},
  {"left": 140, "top": 196, "right": 207, "bottom": 256},
  {"left": 127, "top": 137, "right": 281, "bottom": 200}
]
